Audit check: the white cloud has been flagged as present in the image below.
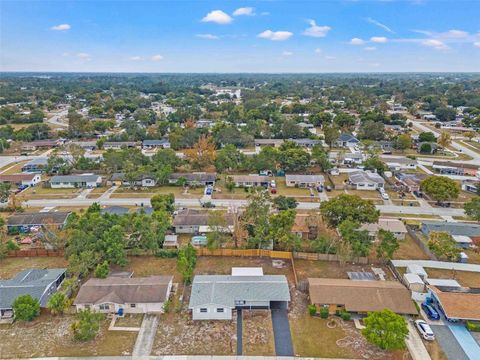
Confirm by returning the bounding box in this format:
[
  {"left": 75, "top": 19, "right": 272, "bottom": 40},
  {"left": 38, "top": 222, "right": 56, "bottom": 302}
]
[
  {"left": 129, "top": 56, "right": 142, "bottom": 61},
  {"left": 76, "top": 53, "right": 91, "bottom": 61},
  {"left": 282, "top": 51, "right": 293, "bottom": 56},
  {"left": 364, "top": 46, "right": 377, "bottom": 51},
  {"left": 325, "top": 55, "right": 336, "bottom": 60},
  {"left": 443, "top": 29, "right": 469, "bottom": 38},
  {"left": 370, "top": 36, "right": 388, "bottom": 43},
  {"left": 201, "top": 10, "right": 233, "bottom": 24},
  {"left": 233, "top": 7, "right": 255, "bottom": 16},
  {"left": 314, "top": 48, "right": 322, "bottom": 54},
  {"left": 51, "top": 24, "right": 71, "bottom": 31},
  {"left": 257, "top": 30, "right": 293, "bottom": 41},
  {"left": 303, "top": 20, "right": 331, "bottom": 38},
  {"left": 421, "top": 39, "right": 449, "bottom": 50},
  {"left": 366, "top": 18, "right": 394, "bottom": 34},
  {"left": 151, "top": 54, "right": 164, "bottom": 61},
  {"left": 349, "top": 38, "right": 365, "bottom": 45},
  {"left": 196, "top": 33, "right": 219, "bottom": 40},
  {"left": 475, "top": 42, "right": 480, "bottom": 48}
]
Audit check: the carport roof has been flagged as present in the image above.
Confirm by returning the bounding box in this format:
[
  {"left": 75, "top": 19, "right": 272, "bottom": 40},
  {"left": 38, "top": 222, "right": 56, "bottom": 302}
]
[{"left": 189, "top": 275, "right": 290, "bottom": 308}]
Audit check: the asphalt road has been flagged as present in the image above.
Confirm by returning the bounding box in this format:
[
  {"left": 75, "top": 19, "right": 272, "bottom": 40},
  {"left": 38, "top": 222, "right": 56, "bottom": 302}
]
[{"left": 430, "top": 325, "right": 469, "bottom": 360}]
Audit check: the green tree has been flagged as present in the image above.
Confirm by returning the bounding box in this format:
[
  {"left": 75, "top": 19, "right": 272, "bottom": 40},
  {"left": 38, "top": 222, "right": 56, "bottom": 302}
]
[
  {"left": 269, "top": 209, "right": 299, "bottom": 251},
  {"left": 362, "top": 309, "right": 408, "bottom": 350},
  {"left": 311, "top": 145, "right": 332, "bottom": 172},
  {"left": 273, "top": 195, "right": 298, "bottom": 210},
  {"left": 418, "top": 132, "right": 436, "bottom": 143},
  {"left": 428, "top": 231, "right": 461, "bottom": 261},
  {"left": 320, "top": 194, "right": 379, "bottom": 228},
  {"left": 12, "top": 294, "right": 40, "bottom": 321},
  {"left": 0, "top": 182, "right": 11, "bottom": 203},
  {"left": 150, "top": 193, "right": 175, "bottom": 213},
  {"left": 242, "top": 189, "right": 272, "bottom": 249},
  {"left": 420, "top": 176, "right": 459, "bottom": 203},
  {"left": 94, "top": 261, "right": 109, "bottom": 278},
  {"left": 177, "top": 243, "right": 197, "bottom": 284},
  {"left": 338, "top": 220, "right": 372, "bottom": 257},
  {"left": 464, "top": 197, "right": 480, "bottom": 221},
  {"left": 215, "top": 144, "right": 246, "bottom": 172},
  {"left": 323, "top": 124, "right": 340, "bottom": 148},
  {"left": 363, "top": 156, "right": 387, "bottom": 175},
  {"left": 47, "top": 292, "right": 67, "bottom": 315},
  {"left": 376, "top": 229, "right": 400, "bottom": 261},
  {"left": 419, "top": 142, "right": 433, "bottom": 154},
  {"left": 71, "top": 309, "right": 104, "bottom": 341},
  {"left": 395, "top": 134, "right": 412, "bottom": 152},
  {"left": 206, "top": 211, "right": 229, "bottom": 249}
]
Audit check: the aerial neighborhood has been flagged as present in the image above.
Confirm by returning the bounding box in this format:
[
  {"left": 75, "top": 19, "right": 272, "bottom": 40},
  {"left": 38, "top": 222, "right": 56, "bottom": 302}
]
[{"left": 1, "top": 72, "right": 480, "bottom": 360}]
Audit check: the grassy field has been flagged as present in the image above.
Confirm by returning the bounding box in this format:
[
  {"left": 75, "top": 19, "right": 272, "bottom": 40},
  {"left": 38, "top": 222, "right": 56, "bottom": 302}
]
[
  {"left": 0, "top": 160, "right": 30, "bottom": 175},
  {"left": 394, "top": 234, "right": 431, "bottom": 260},
  {"left": 0, "top": 257, "right": 68, "bottom": 279}
]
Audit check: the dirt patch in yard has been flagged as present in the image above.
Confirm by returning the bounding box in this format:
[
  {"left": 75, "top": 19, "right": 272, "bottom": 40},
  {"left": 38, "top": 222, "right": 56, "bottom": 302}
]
[
  {"left": 0, "top": 312, "right": 136, "bottom": 358},
  {"left": 242, "top": 310, "right": 275, "bottom": 356},
  {"left": 424, "top": 268, "right": 480, "bottom": 288},
  {"left": 394, "top": 234, "right": 431, "bottom": 260},
  {"left": 117, "top": 256, "right": 182, "bottom": 282},
  {"left": 0, "top": 257, "right": 68, "bottom": 279},
  {"left": 114, "top": 314, "right": 143, "bottom": 328},
  {"left": 152, "top": 312, "right": 236, "bottom": 355}
]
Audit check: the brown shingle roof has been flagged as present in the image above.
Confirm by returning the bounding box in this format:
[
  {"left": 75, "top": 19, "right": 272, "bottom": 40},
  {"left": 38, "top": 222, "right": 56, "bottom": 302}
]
[
  {"left": 429, "top": 286, "right": 480, "bottom": 321},
  {"left": 308, "top": 278, "right": 418, "bottom": 315},
  {"left": 0, "top": 173, "right": 37, "bottom": 182},
  {"left": 74, "top": 276, "right": 173, "bottom": 305},
  {"left": 173, "top": 209, "right": 234, "bottom": 227}
]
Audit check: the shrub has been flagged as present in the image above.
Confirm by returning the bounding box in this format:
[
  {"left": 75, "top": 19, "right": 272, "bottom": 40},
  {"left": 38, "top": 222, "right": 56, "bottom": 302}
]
[
  {"left": 94, "top": 261, "right": 109, "bottom": 278},
  {"left": 320, "top": 307, "right": 329, "bottom": 319},
  {"left": 12, "top": 294, "right": 40, "bottom": 321},
  {"left": 308, "top": 304, "right": 317, "bottom": 316},
  {"left": 155, "top": 249, "right": 179, "bottom": 258},
  {"left": 340, "top": 311, "right": 351, "bottom": 321},
  {"left": 6, "top": 240, "right": 19, "bottom": 250},
  {"left": 71, "top": 309, "right": 104, "bottom": 341},
  {"left": 47, "top": 292, "right": 67, "bottom": 315},
  {"left": 466, "top": 321, "right": 480, "bottom": 332}
]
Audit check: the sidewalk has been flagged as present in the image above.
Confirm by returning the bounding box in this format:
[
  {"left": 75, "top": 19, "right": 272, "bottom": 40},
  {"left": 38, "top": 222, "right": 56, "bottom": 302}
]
[{"left": 406, "top": 321, "right": 431, "bottom": 360}]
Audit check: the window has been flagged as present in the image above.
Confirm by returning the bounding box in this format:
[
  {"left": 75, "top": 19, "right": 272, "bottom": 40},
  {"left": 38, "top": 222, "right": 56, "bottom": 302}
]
[
  {"left": 216, "top": 308, "right": 224, "bottom": 313},
  {"left": 99, "top": 304, "right": 110, "bottom": 310},
  {"left": 200, "top": 308, "right": 208, "bottom": 313},
  {"left": 84, "top": 305, "right": 91, "bottom": 310},
  {"left": 130, "top": 304, "right": 136, "bottom": 308}
]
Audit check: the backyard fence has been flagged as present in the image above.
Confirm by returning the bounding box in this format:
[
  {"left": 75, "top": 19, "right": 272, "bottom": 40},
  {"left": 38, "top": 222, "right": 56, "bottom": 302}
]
[
  {"left": 195, "top": 248, "right": 293, "bottom": 259},
  {"left": 406, "top": 225, "right": 438, "bottom": 261},
  {"left": 293, "top": 251, "right": 369, "bottom": 265},
  {"left": 7, "top": 249, "right": 64, "bottom": 257}
]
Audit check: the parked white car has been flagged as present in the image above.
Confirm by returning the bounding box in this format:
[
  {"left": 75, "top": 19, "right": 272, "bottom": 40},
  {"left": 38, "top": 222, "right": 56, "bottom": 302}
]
[
  {"left": 381, "top": 192, "right": 390, "bottom": 200},
  {"left": 415, "top": 320, "right": 435, "bottom": 341}
]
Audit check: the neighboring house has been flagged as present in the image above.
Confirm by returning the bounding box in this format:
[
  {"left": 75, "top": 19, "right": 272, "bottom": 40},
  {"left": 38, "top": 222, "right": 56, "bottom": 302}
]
[
  {"left": 0, "top": 173, "right": 41, "bottom": 187},
  {"left": 422, "top": 114, "right": 437, "bottom": 121},
  {"left": 232, "top": 175, "right": 270, "bottom": 187},
  {"left": 420, "top": 222, "right": 480, "bottom": 238},
  {"left": 7, "top": 211, "right": 71, "bottom": 233},
  {"left": 360, "top": 218, "right": 408, "bottom": 240},
  {"left": 0, "top": 268, "right": 66, "bottom": 322},
  {"left": 70, "top": 140, "right": 97, "bottom": 150},
  {"left": 254, "top": 138, "right": 321, "bottom": 151},
  {"left": 292, "top": 139, "right": 322, "bottom": 149},
  {"left": 428, "top": 285, "right": 480, "bottom": 322},
  {"left": 329, "top": 151, "right": 364, "bottom": 165},
  {"left": 169, "top": 172, "right": 217, "bottom": 186},
  {"left": 49, "top": 174, "right": 102, "bottom": 189},
  {"left": 21, "top": 139, "right": 61, "bottom": 151},
  {"left": 101, "top": 206, "right": 130, "bottom": 215},
  {"left": 348, "top": 171, "right": 385, "bottom": 190},
  {"left": 22, "top": 158, "right": 48, "bottom": 173},
  {"left": 337, "top": 133, "right": 359, "bottom": 148},
  {"left": 291, "top": 213, "right": 318, "bottom": 240},
  {"left": 110, "top": 173, "right": 157, "bottom": 187},
  {"left": 172, "top": 209, "right": 234, "bottom": 234},
  {"left": 308, "top": 278, "right": 417, "bottom": 315},
  {"left": 74, "top": 276, "right": 173, "bottom": 314},
  {"left": 103, "top": 141, "right": 138, "bottom": 150},
  {"left": 432, "top": 161, "right": 478, "bottom": 177},
  {"left": 382, "top": 157, "right": 417, "bottom": 171},
  {"left": 461, "top": 180, "right": 479, "bottom": 194},
  {"left": 395, "top": 172, "right": 428, "bottom": 193},
  {"left": 285, "top": 174, "right": 324, "bottom": 188},
  {"left": 142, "top": 139, "right": 171, "bottom": 150},
  {"left": 188, "top": 269, "right": 290, "bottom": 320}
]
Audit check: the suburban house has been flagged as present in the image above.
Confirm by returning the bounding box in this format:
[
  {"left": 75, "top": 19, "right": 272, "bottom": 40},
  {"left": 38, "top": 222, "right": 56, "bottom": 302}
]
[
  {"left": 461, "top": 180, "right": 479, "bottom": 194},
  {"left": 360, "top": 218, "right": 408, "bottom": 240},
  {"left": 49, "top": 174, "right": 102, "bottom": 188},
  {"left": 432, "top": 161, "right": 478, "bottom": 177},
  {"left": 421, "top": 222, "right": 480, "bottom": 238},
  {"left": 103, "top": 141, "right": 139, "bottom": 150},
  {"left": 382, "top": 157, "right": 417, "bottom": 171},
  {"left": 21, "top": 139, "right": 61, "bottom": 151},
  {"left": 0, "top": 268, "right": 66, "bottom": 322},
  {"left": 285, "top": 174, "right": 324, "bottom": 188},
  {"left": 70, "top": 140, "right": 97, "bottom": 150},
  {"left": 348, "top": 171, "right": 385, "bottom": 190},
  {"left": 0, "top": 173, "right": 41, "bottom": 187},
  {"left": 108, "top": 173, "right": 157, "bottom": 187},
  {"left": 232, "top": 175, "right": 270, "bottom": 188},
  {"left": 74, "top": 276, "right": 173, "bottom": 314},
  {"left": 172, "top": 209, "right": 234, "bottom": 234},
  {"left": 189, "top": 268, "right": 290, "bottom": 320},
  {"left": 101, "top": 206, "right": 130, "bottom": 215},
  {"left": 329, "top": 151, "right": 364, "bottom": 165},
  {"left": 396, "top": 172, "right": 428, "bottom": 193},
  {"left": 254, "top": 138, "right": 321, "bottom": 151},
  {"left": 291, "top": 213, "right": 318, "bottom": 240},
  {"left": 308, "top": 278, "right": 417, "bottom": 315},
  {"left": 169, "top": 172, "right": 217, "bottom": 186},
  {"left": 7, "top": 211, "right": 71, "bottom": 233},
  {"left": 142, "top": 139, "right": 171, "bottom": 150},
  {"left": 21, "top": 158, "right": 48, "bottom": 172},
  {"left": 336, "top": 133, "right": 359, "bottom": 148},
  {"left": 427, "top": 286, "right": 480, "bottom": 322}
]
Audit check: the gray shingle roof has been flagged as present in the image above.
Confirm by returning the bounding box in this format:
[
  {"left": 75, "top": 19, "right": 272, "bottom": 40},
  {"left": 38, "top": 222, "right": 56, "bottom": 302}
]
[
  {"left": 422, "top": 222, "right": 480, "bottom": 237},
  {"left": 50, "top": 175, "right": 101, "bottom": 183},
  {"left": 0, "top": 268, "right": 66, "bottom": 309},
  {"left": 7, "top": 211, "right": 71, "bottom": 227},
  {"left": 189, "top": 275, "right": 290, "bottom": 308},
  {"left": 285, "top": 174, "right": 325, "bottom": 183},
  {"left": 349, "top": 171, "right": 385, "bottom": 185}
]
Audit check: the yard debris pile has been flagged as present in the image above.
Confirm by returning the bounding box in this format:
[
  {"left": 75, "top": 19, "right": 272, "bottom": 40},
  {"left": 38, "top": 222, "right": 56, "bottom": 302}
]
[
  {"left": 242, "top": 310, "right": 275, "bottom": 355},
  {"left": 153, "top": 313, "right": 236, "bottom": 355}
]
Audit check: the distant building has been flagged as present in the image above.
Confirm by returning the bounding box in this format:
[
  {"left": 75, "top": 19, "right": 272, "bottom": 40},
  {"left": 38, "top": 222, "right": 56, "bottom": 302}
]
[
  {"left": 103, "top": 141, "right": 138, "bottom": 150},
  {"left": 169, "top": 172, "right": 217, "bottom": 186},
  {"left": 232, "top": 175, "right": 270, "bottom": 187},
  {"left": 360, "top": 218, "right": 408, "bottom": 240},
  {"left": 432, "top": 161, "right": 478, "bottom": 177},
  {"left": 337, "top": 133, "right": 359, "bottom": 148},
  {"left": 142, "top": 139, "right": 171, "bottom": 150},
  {"left": 22, "top": 158, "right": 48, "bottom": 173},
  {"left": 49, "top": 174, "right": 102, "bottom": 188},
  {"left": 7, "top": 211, "right": 71, "bottom": 233},
  {"left": 285, "top": 174, "right": 324, "bottom": 188},
  {"left": 0, "top": 173, "right": 41, "bottom": 187},
  {"left": 172, "top": 209, "right": 234, "bottom": 234}
]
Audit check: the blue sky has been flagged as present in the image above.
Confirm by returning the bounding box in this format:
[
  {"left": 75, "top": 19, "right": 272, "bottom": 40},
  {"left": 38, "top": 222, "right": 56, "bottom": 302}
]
[{"left": 1, "top": 0, "right": 479, "bottom": 72}]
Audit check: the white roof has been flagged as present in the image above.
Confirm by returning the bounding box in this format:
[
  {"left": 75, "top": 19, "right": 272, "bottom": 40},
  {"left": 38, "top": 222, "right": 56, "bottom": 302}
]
[
  {"left": 452, "top": 235, "right": 473, "bottom": 244},
  {"left": 406, "top": 264, "right": 428, "bottom": 277},
  {"left": 403, "top": 273, "right": 424, "bottom": 285},
  {"left": 231, "top": 267, "right": 264, "bottom": 276},
  {"left": 425, "top": 278, "right": 461, "bottom": 287}
]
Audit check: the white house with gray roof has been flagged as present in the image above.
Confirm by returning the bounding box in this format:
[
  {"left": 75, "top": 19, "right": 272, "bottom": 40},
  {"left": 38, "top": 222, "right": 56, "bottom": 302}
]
[
  {"left": 348, "top": 171, "right": 385, "bottom": 190},
  {"left": 49, "top": 174, "right": 102, "bottom": 188},
  {"left": 0, "top": 268, "right": 66, "bottom": 322},
  {"left": 285, "top": 174, "right": 324, "bottom": 188},
  {"left": 188, "top": 271, "right": 290, "bottom": 320}
]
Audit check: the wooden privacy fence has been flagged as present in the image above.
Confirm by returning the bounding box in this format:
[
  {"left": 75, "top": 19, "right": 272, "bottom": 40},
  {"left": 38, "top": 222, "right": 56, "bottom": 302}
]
[
  {"left": 293, "top": 251, "right": 369, "bottom": 265},
  {"left": 195, "top": 248, "right": 293, "bottom": 259},
  {"left": 7, "top": 249, "right": 64, "bottom": 257}
]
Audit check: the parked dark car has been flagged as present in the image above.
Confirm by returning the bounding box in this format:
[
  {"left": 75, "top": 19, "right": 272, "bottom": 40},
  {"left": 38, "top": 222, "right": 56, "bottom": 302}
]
[
  {"left": 422, "top": 303, "right": 440, "bottom": 320},
  {"left": 317, "top": 185, "right": 324, "bottom": 192}
]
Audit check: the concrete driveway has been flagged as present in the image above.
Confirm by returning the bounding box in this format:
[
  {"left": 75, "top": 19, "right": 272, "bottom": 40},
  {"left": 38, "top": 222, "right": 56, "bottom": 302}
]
[{"left": 132, "top": 314, "right": 159, "bottom": 356}]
